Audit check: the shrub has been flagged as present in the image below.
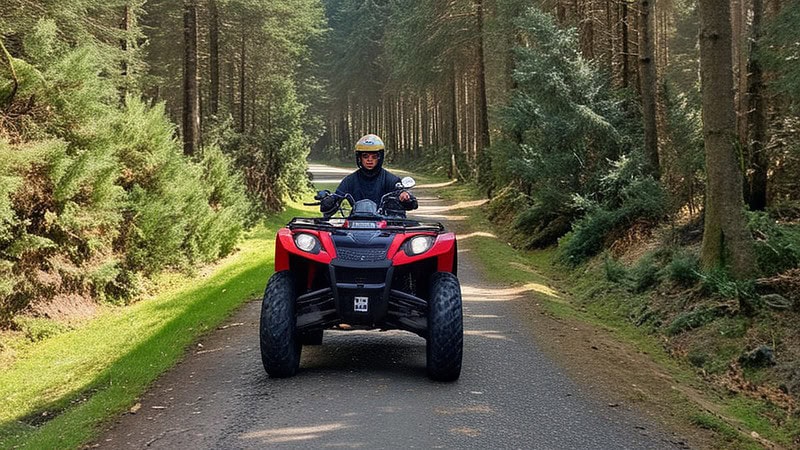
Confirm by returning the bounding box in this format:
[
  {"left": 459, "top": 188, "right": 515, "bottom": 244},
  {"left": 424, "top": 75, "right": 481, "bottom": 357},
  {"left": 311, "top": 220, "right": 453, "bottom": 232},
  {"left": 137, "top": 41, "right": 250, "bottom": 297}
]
[
  {"left": 13, "top": 316, "right": 70, "bottom": 342},
  {"left": 698, "top": 269, "right": 759, "bottom": 316},
  {"left": 0, "top": 45, "right": 248, "bottom": 323},
  {"left": 560, "top": 178, "right": 667, "bottom": 265},
  {"left": 560, "top": 209, "right": 618, "bottom": 264},
  {"left": 630, "top": 254, "right": 662, "bottom": 293},
  {"left": 666, "top": 251, "right": 701, "bottom": 287},
  {"left": 748, "top": 211, "right": 800, "bottom": 276},
  {"left": 602, "top": 254, "right": 627, "bottom": 283},
  {"left": 492, "top": 8, "right": 644, "bottom": 252},
  {"left": 700, "top": 269, "right": 756, "bottom": 299},
  {"left": 666, "top": 306, "right": 721, "bottom": 336}
]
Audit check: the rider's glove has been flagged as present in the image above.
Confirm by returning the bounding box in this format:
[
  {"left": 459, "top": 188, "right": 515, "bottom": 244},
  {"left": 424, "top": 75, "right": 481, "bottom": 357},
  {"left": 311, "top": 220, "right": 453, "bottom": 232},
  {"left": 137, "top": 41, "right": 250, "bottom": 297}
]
[
  {"left": 320, "top": 195, "right": 338, "bottom": 213},
  {"left": 401, "top": 193, "right": 418, "bottom": 210}
]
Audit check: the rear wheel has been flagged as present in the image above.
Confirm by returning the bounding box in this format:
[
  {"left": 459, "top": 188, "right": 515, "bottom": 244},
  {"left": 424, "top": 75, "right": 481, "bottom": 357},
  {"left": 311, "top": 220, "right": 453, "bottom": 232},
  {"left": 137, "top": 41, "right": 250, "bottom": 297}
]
[
  {"left": 260, "top": 271, "right": 301, "bottom": 377},
  {"left": 426, "top": 272, "right": 463, "bottom": 381}
]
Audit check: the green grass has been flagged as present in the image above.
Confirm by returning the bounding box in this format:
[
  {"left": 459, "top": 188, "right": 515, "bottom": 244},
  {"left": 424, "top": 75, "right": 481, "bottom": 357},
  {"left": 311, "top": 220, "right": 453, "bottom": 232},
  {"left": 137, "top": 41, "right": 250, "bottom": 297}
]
[
  {"left": 689, "top": 412, "right": 756, "bottom": 448},
  {"left": 0, "top": 202, "right": 309, "bottom": 449}
]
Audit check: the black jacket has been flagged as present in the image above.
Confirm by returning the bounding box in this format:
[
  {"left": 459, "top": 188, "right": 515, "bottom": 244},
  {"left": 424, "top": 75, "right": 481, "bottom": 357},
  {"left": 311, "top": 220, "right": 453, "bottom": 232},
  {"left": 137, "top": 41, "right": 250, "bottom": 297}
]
[{"left": 335, "top": 168, "right": 417, "bottom": 211}]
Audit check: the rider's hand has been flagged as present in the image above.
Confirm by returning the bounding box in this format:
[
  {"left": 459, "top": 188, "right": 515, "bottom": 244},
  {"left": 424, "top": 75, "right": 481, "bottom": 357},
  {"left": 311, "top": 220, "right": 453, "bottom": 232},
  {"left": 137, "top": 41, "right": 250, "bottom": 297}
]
[
  {"left": 399, "top": 191, "right": 411, "bottom": 202},
  {"left": 320, "top": 195, "right": 337, "bottom": 212}
]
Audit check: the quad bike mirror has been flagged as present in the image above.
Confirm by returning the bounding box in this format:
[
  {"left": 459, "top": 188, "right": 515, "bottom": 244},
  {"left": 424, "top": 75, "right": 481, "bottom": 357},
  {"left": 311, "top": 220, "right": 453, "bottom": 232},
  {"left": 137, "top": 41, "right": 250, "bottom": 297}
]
[{"left": 400, "top": 177, "right": 415, "bottom": 189}]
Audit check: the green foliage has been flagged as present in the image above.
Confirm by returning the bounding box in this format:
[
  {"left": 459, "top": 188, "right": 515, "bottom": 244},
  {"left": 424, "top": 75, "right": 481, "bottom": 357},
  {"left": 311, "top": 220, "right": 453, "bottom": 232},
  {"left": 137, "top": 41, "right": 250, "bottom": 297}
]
[
  {"left": 666, "top": 251, "right": 701, "bottom": 287},
  {"left": 327, "top": 0, "right": 391, "bottom": 97},
  {"left": 141, "top": 0, "right": 325, "bottom": 209},
  {"left": 115, "top": 98, "right": 248, "bottom": 275},
  {"left": 688, "top": 412, "right": 745, "bottom": 443},
  {"left": 221, "top": 80, "right": 313, "bottom": 212},
  {"left": 660, "top": 84, "right": 704, "bottom": 214},
  {"left": 602, "top": 254, "right": 627, "bottom": 283},
  {"left": 493, "top": 8, "right": 657, "bottom": 254},
  {"left": 560, "top": 178, "right": 667, "bottom": 264},
  {"left": 666, "top": 306, "right": 722, "bottom": 336},
  {"left": 747, "top": 211, "right": 800, "bottom": 276},
  {"left": 761, "top": 3, "right": 800, "bottom": 109},
  {"left": 384, "top": 0, "right": 476, "bottom": 89},
  {"left": 698, "top": 269, "right": 758, "bottom": 316},
  {"left": 0, "top": 221, "right": 280, "bottom": 449},
  {"left": 0, "top": 40, "right": 247, "bottom": 324},
  {"left": 630, "top": 254, "right": 662, "bottom": 293},
  {"left": 12, "top": 316, "right": 71, "bottom": 342}
]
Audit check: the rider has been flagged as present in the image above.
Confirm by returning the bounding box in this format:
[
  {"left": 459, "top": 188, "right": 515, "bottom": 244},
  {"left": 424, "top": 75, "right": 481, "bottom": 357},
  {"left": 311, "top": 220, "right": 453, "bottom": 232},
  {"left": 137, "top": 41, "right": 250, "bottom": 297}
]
[{"left": 321, "top": 134, "right": 418, "bottom": 214}]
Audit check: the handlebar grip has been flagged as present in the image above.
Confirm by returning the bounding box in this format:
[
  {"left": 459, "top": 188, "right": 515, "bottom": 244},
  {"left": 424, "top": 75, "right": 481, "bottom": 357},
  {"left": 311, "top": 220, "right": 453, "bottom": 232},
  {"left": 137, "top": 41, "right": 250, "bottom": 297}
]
[{"left": 303, "top": 202, "right": 321, "bottom": 206}]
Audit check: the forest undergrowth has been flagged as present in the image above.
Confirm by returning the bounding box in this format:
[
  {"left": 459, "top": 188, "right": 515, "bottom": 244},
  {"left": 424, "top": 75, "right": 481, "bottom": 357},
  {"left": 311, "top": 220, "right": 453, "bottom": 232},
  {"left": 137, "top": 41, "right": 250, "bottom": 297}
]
[{"left": 484, "top": 186, "right": 800, "bottom": 447}]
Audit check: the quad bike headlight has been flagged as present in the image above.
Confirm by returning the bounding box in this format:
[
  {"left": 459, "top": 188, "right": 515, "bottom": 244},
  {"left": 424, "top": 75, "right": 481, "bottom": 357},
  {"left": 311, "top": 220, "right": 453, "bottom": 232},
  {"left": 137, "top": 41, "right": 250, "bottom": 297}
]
[
  {"left": 294, "top": 233, "right": 320, "bottom": 254},
  {"left": 405, "top": 235, "right": 435, "bottom": 256}
]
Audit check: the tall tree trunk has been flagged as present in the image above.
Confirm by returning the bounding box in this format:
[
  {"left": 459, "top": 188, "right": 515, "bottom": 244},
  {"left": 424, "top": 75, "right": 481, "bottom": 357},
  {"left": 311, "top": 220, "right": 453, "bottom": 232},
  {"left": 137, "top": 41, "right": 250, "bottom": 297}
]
[
  {"left": 639, "top": 0, "right": 660, "bottom": 179},
  {"left": 119, "top": 4, "right": 131, "bottom": 105},
  {"left": 605, "top": 0, "right": 614, "bottom": 69},
  {"left": 182, "top": 0, "right": 200, "bottom": 156},
  {"left": 733, "top": 0, "right": 747, "bottom": 145},
  {"left": 432, "top": 93, "right": 440, "bottom": 148},
  {"left": 476, "top": 0, "right": 491, "bottom": 185},
  {"left": 238, "top": 31, "right": 246, "bottom": 133},
  {"left": 698, "top": 0, "right": 756, "bottom": 278},
  {"left": 208, "top": 0, "right": 220, "bottom": 116},
  {"left": 557, "top": 0, "right": 567, "bottom": 24},
  {"left": 745, "top": 0, "right": 768, "bottom": 210},
  {"left": 449, "top": 65, "right": 459, "bottom": 179},
  {"left": 579, "top": 0, "right": 595, "bottom": 59},
  {"left": 415, "top": 96, "right": 421, "bottom": 157},
  {"left": 459, "top": 74, "right": 468, "bottom": 160},
  {"left": 226, "top": 61, "right": 234, "bottom": 115},
  {"left": 620, "top": 1, "right": 630, "bottom": 88}
]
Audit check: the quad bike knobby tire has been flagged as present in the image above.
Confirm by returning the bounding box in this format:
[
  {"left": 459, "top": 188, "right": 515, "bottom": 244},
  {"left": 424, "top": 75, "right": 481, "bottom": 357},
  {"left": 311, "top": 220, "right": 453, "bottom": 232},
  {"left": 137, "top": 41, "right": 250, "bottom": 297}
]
[
  {"left": 426, "top": 272, "right": 463, "bottom": 381},
  {"left": 260, "top": 271, "right": 301, "bottom": 377}
]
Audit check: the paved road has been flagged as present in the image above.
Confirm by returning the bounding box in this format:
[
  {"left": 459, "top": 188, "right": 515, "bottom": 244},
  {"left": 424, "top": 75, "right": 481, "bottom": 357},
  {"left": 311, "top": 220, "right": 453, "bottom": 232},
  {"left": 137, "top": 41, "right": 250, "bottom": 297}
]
[{"left": 94, "top": 164, "right": 690, "bottom": 449}]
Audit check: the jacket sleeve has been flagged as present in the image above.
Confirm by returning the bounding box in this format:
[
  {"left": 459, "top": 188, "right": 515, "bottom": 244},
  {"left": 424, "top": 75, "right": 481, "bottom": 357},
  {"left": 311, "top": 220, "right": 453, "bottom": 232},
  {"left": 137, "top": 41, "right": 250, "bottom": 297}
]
[{"left": 335, "top": 174, "right": 352, "bottom": 197}]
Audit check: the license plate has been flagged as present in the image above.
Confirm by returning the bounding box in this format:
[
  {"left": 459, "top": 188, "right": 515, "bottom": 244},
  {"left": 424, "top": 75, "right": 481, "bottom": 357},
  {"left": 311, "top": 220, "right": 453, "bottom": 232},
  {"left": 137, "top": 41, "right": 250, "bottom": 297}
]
[{"left": 354, "top": 296, "right": 369, "bottom": 312}]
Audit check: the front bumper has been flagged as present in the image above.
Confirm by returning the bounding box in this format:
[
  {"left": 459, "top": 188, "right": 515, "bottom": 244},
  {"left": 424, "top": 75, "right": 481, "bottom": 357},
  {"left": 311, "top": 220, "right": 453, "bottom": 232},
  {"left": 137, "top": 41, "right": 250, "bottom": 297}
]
[{"left": 295, "top": 258, "right": 428, "bottom": 337}]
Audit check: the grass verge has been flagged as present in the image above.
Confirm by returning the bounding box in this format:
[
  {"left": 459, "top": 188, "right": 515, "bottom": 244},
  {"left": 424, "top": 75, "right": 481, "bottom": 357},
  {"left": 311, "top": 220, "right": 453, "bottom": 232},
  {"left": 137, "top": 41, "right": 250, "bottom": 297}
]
[{"left": 0, "top": 202, "right": 308, "bottom": 449}]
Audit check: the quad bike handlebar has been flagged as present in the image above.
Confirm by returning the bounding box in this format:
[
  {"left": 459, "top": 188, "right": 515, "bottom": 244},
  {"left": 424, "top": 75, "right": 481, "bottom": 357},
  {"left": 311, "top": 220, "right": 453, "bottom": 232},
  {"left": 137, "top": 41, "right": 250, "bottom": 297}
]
[{"left": 309, "top": 176, "right": 417, "bottom": 220}]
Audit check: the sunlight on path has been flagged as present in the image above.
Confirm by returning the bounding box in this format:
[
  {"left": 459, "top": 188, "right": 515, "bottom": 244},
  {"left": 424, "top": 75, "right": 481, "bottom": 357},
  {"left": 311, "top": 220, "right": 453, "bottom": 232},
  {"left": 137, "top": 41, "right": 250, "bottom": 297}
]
[
  {"left": 460, "top": 282, "right": 561, "bottom": 302},
  {"left": 242, "top": 423, "right": 351, "bottom": 444},
  {"left": 415, "top": 199, "right": 488, "bottom": 222},
  {"left": 464, "top": 330, "right": 513, "bottom": 341},
  {"left": 417, "top": 180, "right": 458, "bottom": 188},
  {"left": 457, "top": 231, "right": 498, "bottom": 241}
]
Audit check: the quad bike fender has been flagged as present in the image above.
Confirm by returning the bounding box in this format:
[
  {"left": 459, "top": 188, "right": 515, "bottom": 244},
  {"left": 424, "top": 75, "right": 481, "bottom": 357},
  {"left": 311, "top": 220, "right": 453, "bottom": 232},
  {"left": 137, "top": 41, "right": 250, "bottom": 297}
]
[
  {"left": 390, "top": 232, "right": 457, "bottom": 274},
  {"left": 275, "top": 228, "right": 336, "bottom": 271}
]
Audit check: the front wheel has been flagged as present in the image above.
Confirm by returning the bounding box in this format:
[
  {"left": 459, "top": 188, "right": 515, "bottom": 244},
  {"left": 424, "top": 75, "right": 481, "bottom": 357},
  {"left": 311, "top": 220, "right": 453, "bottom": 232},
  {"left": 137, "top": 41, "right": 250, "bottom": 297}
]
[
  {"left": 426, "top": 272, "right": 463, "bottom": 381},
  {"left": 260, "top": 271, "right": 301, "bottom": 377}
]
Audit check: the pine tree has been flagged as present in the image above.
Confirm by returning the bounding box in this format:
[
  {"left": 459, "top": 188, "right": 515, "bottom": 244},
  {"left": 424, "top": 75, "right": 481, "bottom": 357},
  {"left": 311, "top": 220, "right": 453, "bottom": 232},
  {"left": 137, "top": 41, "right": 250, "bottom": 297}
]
[{"left": 697, "top": 0, "right": 756, "bottom": 278}]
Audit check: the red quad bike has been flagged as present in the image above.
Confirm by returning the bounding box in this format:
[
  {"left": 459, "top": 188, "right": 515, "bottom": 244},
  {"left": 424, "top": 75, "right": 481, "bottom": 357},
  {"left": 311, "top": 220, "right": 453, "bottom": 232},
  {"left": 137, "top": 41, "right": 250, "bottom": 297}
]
[{"left": 259, "top": 177, "right": 463, "bottom": 381}]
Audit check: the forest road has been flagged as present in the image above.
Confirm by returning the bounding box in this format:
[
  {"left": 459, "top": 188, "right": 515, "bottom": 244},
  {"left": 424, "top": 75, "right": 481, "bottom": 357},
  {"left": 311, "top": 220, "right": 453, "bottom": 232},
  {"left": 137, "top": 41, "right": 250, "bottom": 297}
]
[{"left": 93, "top": 163, "right": 697, "bottom": 449}]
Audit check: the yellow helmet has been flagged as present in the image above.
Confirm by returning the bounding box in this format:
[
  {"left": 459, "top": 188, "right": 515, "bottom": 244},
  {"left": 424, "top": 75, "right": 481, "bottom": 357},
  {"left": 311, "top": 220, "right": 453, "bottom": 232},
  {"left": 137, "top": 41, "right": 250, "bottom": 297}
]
[
  {"left": 355, "top": 134, "right": 385, "bottom": 152},
  {"left": 354, "top": 134, "right": 385, "bottom": 173}
]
